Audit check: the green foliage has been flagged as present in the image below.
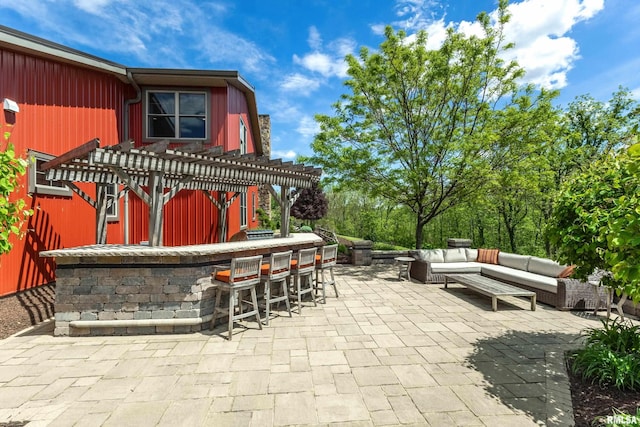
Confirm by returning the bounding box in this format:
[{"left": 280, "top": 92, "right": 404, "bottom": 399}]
[
  {"left": 372, "top": 242, "right": 411, "bottom": 251},
  {"left": 304, "top": 1, "right": 548, "bottom": 249},
  {"left": 0, "top": 127, "right": 31, "bottom": 255},
  {"left": 571, "top": 318, "right": 640, "bottom": 391},
  {"left": 299, "top": 225, "right": 313, "bottom": 232},
  {"left": 548, "top": 142, "right": 640, "bottom": 302},
  {"left": 256, "top": 208, "right": 274, "bottom": 230}
]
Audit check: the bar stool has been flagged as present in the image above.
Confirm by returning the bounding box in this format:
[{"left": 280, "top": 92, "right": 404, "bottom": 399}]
[
  {"left": 260, "top": 250, "right": 293, "bottom": 325},
  {"left": 314, "top": 244, "right": 339, "bottom": 303},
  {"left": 289, "top": 247, "right": 317, "bottom": 313},
  {"left": 210, "top": 255, "right": 263, "bottom": 340}
]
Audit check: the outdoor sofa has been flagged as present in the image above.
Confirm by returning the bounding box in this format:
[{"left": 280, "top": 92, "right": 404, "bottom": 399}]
[{"left": 409, "top": 248, "right": 607, "bottom": 310}]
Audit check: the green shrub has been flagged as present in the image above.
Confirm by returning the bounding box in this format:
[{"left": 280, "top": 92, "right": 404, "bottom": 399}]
[
  {"left": 571, "top": 318, "right": 640, "bottom": 391},
  {"left": 299, "top": 225, "right": 313, "bottom": 232}
]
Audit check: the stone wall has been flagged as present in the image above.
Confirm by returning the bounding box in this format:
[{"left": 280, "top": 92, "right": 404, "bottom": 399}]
[{"left": 54, "top": 263, "right": 217, "bottom": 336}]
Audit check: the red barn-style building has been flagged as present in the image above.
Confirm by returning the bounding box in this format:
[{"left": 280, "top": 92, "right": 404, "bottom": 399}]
[{"left": 0, "top": 26, "right": 280, "bottom": 297}]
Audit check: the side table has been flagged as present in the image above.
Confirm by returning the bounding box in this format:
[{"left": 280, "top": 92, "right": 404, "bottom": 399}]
[
  {"left": 394, "top": 256, "right": 415, "bottom": 281},
  {"left": 590, "top": 282, "right": 627, "bottom": 320}
]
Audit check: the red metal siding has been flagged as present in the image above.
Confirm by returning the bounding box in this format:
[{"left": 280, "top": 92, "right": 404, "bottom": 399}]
[
  {"left": 0, "top": 47, "right": 128, "bottom": 296},
  {"left": 126, "top": 84, "right": 259, "bottom": 245}
]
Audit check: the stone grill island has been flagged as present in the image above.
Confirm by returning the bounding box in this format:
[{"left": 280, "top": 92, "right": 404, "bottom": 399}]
[{"left": 41, "top": 233, "right": 324, "bottom": 336}]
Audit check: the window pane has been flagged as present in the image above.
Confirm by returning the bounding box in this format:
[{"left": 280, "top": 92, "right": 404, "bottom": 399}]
[
  {"left": 179, "top": 93, "right": 205, "bottom": 115},
  {"left": 149, "top": 116, "right": 176, "bottom": 138},
  {"left": 149, "top": 92, "right": 175, "bottom": 114},
  {"left": 35, "top": 170, "right": 48, "bottom": 186},
  {"left": 179, "top": 117, "right": 206, "bottom": 139}
]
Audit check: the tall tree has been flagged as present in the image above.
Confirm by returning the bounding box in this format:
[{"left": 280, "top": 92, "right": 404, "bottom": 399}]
[{"left": 307, "top": 0, "right": 548, "bottom": 248}]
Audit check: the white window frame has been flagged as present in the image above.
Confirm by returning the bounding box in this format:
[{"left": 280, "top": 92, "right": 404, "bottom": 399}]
[
  {"left": 252, "top": 192, "right": 256, "bottom": 221},
  {"left": 143, "top": 88, "right": 210, "bottom": 142},
  {"left": 106, "top": 183, "right": 119, "bottom": 222},
  {"left": 239, "top": 117, "right": 248, "bottom": 228},
  {"left": 27, "top": 150, "right": 72, "bottom": 197},
  {"left": 239, "top": 117, "right": 248, "bottom": 154}
]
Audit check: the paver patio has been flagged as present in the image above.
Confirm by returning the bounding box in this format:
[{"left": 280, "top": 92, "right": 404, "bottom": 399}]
[{"left": 0, "top": 264, "right": 625, "bottom": 426}]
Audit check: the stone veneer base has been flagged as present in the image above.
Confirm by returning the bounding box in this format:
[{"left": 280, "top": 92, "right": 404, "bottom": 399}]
[{"left": 42, "top": 234, "right": 324, "bottom": 336}]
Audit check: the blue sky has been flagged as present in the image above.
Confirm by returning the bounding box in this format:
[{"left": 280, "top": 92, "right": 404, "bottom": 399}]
[{"left": 1, "top": 0, "right": 638, "bottom": 160}]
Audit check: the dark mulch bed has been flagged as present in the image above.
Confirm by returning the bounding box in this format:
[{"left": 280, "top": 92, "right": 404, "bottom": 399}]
[
  {"left": 0, "top": 284, "right": 55, "bottom": 339},
  {"left": 567, "top": 357, "right": 640, "bottom": 426},
  {"left": 1, "top": 283, "right": 639, "bottom": 425}
]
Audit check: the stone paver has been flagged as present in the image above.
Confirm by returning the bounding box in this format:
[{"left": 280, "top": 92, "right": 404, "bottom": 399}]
[{"left": 0, "top": 264, "right": 633, "bottom": 426}]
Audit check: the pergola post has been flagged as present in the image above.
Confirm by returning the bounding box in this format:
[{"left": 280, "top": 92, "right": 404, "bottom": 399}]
[
  {"left": 281, "top": 186, "right": 291, "bottom": 238},
  {"left": 95, "top": 183, "right": 109, "bottom": 244},
  {"left": 148, "top": 171, "right": 165, "bottom": 246},
  {"left": 218, "top": 192, "right": 227, "bottom": 242}
]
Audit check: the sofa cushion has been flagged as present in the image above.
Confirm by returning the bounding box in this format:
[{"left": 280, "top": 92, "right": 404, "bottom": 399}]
[
  {"left": 527, "top": 256, "right": 566, "bottom": 278},
  {"left": 498, "top": 253, "right": 530, "bottom": 271},
  {"left": 416, "top": 249, "right": 445, "bottom": 263},
  {"left": 477, "top": 248, "right": 499, "bottom": 264},
  {"left": 465, "top": 248, "right": 478, "bottom": 262},
  {"left": 430, "top": 262, "right": 483, "bottom": 274},
  {"left": 481, "top": 264, "right": 558, "bottom": 294},
  {"left": 444, "top": 248, "right": 467, "bottom": 263},
  {"left": 557, "top": 264, "right": 576, "bottom": 278}
]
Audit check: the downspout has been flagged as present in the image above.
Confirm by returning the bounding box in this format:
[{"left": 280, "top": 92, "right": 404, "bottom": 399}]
[{"left": 123, "top": 70, "right": 142, "bottom": 245}]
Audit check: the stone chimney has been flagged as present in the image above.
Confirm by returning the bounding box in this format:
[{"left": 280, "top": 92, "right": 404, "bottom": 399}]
[{"left": 258, "top": 114, "right": 272, "bottom": 221}]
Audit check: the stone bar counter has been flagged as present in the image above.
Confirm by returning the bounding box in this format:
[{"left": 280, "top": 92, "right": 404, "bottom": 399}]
[{"left": 40, "top": 233, "right": 324, "bottom": 336}]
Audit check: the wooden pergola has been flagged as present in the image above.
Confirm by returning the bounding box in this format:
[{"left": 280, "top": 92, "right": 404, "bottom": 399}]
[{"left": 41, "top": 138, "right": 322, "bottom": 246}]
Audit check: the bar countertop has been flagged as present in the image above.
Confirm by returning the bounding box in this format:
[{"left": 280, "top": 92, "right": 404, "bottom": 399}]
[{"left": 40, "top": 233, "right": 325, "bottom": 264}]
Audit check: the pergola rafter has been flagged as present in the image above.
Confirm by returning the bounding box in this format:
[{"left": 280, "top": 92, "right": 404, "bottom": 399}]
[{"left": 41, "top": 138, "right": 321, "bottom": 246}]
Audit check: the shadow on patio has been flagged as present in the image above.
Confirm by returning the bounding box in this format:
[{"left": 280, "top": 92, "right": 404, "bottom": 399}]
[{"left": 466, "top": 329, "right": 586, "bottom": 425}]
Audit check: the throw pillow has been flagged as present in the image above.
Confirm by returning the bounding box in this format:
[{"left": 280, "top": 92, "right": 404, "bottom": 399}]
[
  {"left": 557, "top": 265, "right": 576, "bottom": 278},
  {"left": 477, "top": 248, "right": 499, "bottom": 264}
]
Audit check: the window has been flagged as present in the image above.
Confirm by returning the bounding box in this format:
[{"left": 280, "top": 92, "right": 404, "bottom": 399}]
[
  {"left": 239, "top": 117, "right": 248, "bottom": 227},
  {"left": 239, "top": 117, "right": 247, "bottom": 154},
  {"left": 28, "top": 150, "right": 72, "bottom": 197},
  {"left": 145, "top": 90, "right": 208, "bottom": 141},
  {"left": 106, "top": 184, "right": 119, "bottom": 221},
  {"left": 240, "top": 193, "right": 247, "bottom": 228},
  {"left": 252, "top": 192, "right": 256, "bottom": 221}
]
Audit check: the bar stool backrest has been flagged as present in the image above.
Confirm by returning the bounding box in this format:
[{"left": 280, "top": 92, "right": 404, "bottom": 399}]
[
  {"left": 227, "top": 255, "right": 263, "bottom": 286},
  {"left": 265, "top": 250, "right": 293, "bottom": 281},
  {"left": 318, "top": 244, "right": 338, "bottom": 267},
  {"left": 295, "top": 247, "right": 317, "bottom": 275}
]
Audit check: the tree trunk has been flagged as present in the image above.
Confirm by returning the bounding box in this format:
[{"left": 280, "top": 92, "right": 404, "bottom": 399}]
[{"left": 415, "top": 218, "right": 427, "bottom": 249}]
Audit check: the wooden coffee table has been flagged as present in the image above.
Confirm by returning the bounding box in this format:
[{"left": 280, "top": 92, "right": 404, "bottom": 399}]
[{"left": 444, "top": 274, "right": 536, "bottom": 311}]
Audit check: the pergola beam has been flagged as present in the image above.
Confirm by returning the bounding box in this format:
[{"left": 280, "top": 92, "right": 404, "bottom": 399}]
[{"left": 42, "top": 139, "right": 322, "bottom": 246}]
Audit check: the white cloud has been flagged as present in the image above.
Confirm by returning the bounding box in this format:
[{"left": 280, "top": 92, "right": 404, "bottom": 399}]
[
  {"left": 0, "top": 0, "right": 273, "bottom": 71},
  {"left": 308, "top": 26, "right": 322, "bottom": 51},
  {"left": 272, "top": 149, "right": 297, "bottom": 160},
  {"left": 297, "top": 116, "right": 320, "bottom": 139},
  {"left": 281, "top": 73, "right": 322, "bottom": 95},
  {"left": 72, "top": 0, "right": 114, "bottom": 14},
  {"left": 292, "top": 27, "right": 355, "bottom": 80},
  {"left": 391, "top": 0, "right": 605, "bottom": 90}
]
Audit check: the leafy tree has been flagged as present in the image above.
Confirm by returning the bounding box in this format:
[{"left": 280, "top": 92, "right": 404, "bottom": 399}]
[
  {"left": 0, "top": 125, "right": 31, "bottom": 255},
  {"left": 306, "top": 0, "right": 551, "bottom": 249},
  {"left": 565, "top": 87, "right": 640, "bottom": 164},
  {"left": 488, "top": 87, "right": 559, "bottom": 252},
  {"left": 290, "top": 183, "right": 328, "bottom": 225},
  {"left": 548, "top": 143, "right": 640, "bottom": 303}
]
